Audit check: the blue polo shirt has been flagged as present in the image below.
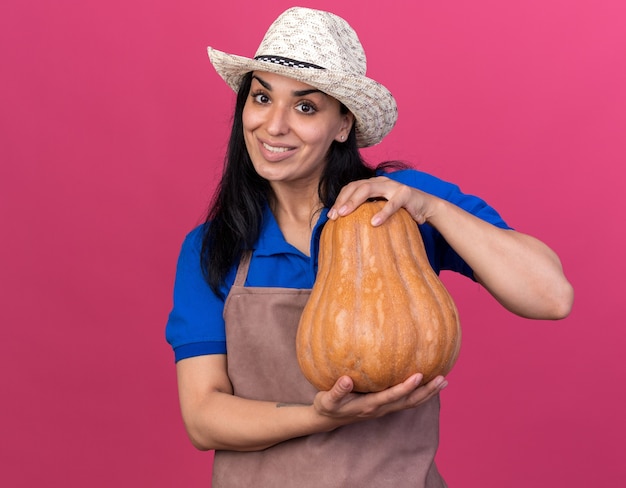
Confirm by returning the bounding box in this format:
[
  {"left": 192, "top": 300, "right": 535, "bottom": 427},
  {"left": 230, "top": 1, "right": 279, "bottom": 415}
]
[{"left": 165, "top": 169, "right": 510, "bottom": 362}]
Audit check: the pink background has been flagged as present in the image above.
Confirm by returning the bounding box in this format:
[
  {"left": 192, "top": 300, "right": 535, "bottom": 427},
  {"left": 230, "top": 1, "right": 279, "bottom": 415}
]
[{"left": 1, "top": 0, "right": 624, "bottom": 486}]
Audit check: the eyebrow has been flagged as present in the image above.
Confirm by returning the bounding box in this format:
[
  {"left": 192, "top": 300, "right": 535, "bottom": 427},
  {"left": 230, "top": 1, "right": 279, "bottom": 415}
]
[{"left": 252, "top": 74, "right": 324, "bottom": 97}]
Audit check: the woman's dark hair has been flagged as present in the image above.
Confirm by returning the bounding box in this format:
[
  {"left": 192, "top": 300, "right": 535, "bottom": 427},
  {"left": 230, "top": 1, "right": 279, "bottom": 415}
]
[{"left": 201, "top": 72, "right": 402, "bottom": 297}]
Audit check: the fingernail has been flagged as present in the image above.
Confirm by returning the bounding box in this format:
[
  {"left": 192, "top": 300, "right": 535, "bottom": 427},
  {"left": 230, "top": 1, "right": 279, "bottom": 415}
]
[{"left": 338, "top": 205, "right": 348, "bottom": 216}]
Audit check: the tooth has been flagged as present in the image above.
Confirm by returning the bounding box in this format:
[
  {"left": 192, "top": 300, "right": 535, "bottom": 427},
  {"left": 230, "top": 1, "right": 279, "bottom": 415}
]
[{"left": 263, "top": 143, "right": 289, "bottom": 153}]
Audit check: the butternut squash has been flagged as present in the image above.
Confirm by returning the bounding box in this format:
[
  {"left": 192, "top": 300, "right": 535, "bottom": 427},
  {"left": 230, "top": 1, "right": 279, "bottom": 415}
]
[{"left": 296, "top": 200, "right": 461, "bottom": 392}]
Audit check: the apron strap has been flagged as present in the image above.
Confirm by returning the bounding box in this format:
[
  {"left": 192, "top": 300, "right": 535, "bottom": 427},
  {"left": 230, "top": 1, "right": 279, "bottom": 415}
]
[{"left": 233, "top": 251, "right": 252, "bottom": 287}]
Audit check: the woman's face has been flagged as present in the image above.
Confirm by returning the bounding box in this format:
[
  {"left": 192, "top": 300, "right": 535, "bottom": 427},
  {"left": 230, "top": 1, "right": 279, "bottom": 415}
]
[{"left": 242, "top": 71, "right": 353, "bottom": 189}]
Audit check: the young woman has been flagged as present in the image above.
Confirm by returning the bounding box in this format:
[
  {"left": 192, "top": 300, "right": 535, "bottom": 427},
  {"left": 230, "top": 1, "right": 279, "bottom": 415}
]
[{"left": 166, "top": 7, "right": 573, "bottom": 487}]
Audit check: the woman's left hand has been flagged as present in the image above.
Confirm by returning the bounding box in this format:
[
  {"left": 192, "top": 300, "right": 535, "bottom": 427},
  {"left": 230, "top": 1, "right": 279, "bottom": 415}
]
[
  {"left": 327, "top": 176, "right": 574, "bottom": 321},
  {"left": 328, "top": 176, "right": 439, "bottom": 226}
]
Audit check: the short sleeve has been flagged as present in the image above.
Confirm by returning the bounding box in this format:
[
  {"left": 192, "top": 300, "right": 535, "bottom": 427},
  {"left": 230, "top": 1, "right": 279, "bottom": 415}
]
[
  {"left": 385, "top": 169, "right": 512, "bottom": 279},
  {"left": 165, "top": 226, "right": 228, "bottom": 362}
]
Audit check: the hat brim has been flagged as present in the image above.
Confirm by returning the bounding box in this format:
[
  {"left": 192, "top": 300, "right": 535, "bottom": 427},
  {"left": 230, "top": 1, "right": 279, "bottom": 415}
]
[{"left": 208, "top": 47, "right": 397, "bottom": 147}]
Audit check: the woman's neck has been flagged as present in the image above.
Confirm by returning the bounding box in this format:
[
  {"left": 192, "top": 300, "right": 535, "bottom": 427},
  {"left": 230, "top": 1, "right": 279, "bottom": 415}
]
[
  {"left": 270, "top": 181, "right": 322, "bottom": 221},
  {"left": 269, "top": 184, "right": 323, "bottom": 255}
]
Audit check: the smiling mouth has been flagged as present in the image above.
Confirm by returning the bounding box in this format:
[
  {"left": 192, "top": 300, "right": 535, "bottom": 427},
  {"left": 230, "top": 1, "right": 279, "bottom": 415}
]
[{"left": 262, "top": 142, "right": 292, "bottom": 153}]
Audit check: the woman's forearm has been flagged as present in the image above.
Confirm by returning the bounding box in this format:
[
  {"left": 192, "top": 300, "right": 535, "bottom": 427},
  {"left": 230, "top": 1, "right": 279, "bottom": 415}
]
[
  {"left": 183, "top": 392, "right": 333, "bottom": 451},
  {"left": 428, "top": 198, "right": 574, "bottom": 319},
  {"left": 177, "top": 356, "right": 447, "bottom": 452},
  {"left": 177, "top": 356, "right": 337, "bottom": 451}
]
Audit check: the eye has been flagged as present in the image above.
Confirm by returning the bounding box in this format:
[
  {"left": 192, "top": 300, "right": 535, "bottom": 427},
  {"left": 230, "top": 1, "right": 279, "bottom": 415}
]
[
  {"left": 296, "top": 101, "right": 317, "bottom": 115},
  {"left": 251, "top": 91, "right": 270, "bottom": 104}
]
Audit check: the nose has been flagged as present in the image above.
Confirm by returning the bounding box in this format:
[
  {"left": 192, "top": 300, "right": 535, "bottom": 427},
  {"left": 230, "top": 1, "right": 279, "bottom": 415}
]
[{"left": 265, "top": 104, "right": 289, "bottom": 137}]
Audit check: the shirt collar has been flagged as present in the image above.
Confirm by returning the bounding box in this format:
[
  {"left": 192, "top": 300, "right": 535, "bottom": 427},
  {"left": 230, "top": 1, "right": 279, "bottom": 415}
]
[{"left": 254, "top": 203, "right": 329, "bottom": 257}]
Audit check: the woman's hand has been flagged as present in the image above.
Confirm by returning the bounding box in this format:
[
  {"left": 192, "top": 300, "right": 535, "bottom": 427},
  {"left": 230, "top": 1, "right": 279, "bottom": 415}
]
[
  {"left": 327, "top": 176, "right": 574, "bottom": 320},
  {"left": 313, "top": 374, "right": 447, "bottom": 426},
  {"left": 328, "top": 176, "right": 439, "bottom": 226}
]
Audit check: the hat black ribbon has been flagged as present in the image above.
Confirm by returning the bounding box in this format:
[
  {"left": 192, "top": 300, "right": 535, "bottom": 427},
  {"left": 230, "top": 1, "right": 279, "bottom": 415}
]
[{"left": 255, "top": 55, "right": 325, "bottom": 70}]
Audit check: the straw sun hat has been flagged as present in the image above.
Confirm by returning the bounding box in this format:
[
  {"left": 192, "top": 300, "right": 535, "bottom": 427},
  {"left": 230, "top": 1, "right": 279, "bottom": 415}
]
[{"left": 207, "top": 7, "right": 398, "bottom": 147}]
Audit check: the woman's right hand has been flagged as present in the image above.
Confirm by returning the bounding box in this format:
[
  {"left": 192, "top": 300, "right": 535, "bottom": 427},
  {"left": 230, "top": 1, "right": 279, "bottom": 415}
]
[{"left": 313, "top": 374, "right": 448, "bottom": 428}]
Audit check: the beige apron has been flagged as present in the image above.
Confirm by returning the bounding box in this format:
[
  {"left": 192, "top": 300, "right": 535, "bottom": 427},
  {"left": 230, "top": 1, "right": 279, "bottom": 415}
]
[{"left": 212, "top": 253, "right": 446, "bottom": 487}]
